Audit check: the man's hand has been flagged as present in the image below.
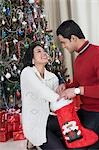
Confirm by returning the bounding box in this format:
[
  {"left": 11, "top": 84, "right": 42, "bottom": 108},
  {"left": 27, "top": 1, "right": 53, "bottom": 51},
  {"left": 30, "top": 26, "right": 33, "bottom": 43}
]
[
  {"left": 60, "top": 88, "right": 76, "bottom": 99},
  {"left": 56, "top": 83, "right": 66, "bottom": 95}
]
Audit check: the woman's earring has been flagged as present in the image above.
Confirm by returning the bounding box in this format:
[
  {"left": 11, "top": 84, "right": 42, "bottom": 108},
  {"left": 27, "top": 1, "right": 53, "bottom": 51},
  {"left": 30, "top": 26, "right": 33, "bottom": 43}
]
[{"left": 32, "top": 59, "right": 34, "bottom": 65}]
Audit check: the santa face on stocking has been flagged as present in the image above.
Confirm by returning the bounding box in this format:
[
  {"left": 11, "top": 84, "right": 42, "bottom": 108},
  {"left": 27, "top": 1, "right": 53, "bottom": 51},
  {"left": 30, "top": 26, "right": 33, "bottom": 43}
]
[{"left": 62, "top": 120, "right": 82, "bottom": 142}]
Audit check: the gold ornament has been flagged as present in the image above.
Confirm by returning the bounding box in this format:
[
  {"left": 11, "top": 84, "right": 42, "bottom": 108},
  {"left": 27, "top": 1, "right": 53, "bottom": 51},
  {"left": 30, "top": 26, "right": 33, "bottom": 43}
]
[
  {"left": 2, "top": 20, "right": 5, "bottom": 25},
  {"left": 9, "top": 95, "right": 14, "bottom": 103},
  {"left": 12, "top": 16, "right": 17, "bottom": 22}
]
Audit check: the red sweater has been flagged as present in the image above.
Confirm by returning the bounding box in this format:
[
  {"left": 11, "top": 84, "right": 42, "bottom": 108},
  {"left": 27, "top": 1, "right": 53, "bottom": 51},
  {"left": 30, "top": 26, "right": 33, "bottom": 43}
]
[{"left": 67, "top": 41, "right": 99, "bottom": 112}]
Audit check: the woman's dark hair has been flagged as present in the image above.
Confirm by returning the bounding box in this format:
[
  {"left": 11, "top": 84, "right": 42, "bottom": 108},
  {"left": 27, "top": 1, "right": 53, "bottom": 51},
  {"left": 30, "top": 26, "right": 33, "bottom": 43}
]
[
  {"left": 56, "top": 20, "right": 85, "bottom": 39},
  {"left": 22, "top": 42, "right": 42, "bottom": 68}
]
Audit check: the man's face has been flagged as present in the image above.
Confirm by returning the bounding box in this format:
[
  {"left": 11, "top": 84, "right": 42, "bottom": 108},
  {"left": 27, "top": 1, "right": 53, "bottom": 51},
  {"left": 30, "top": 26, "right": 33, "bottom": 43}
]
[{"left": 58, "top": 35, "right": 76, "bottom": 53}]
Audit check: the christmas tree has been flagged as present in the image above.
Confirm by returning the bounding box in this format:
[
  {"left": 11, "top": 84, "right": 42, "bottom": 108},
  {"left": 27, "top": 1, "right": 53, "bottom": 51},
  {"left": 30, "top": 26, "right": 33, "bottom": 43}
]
[{"left": 0, "top": 0, "right": 69, "bottom": 110}]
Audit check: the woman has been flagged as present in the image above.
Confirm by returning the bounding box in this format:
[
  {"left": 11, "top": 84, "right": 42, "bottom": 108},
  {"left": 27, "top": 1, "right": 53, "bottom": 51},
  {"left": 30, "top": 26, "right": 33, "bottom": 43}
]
[{"left": 20, "top": 42, "right": 66, "bottom": 150}]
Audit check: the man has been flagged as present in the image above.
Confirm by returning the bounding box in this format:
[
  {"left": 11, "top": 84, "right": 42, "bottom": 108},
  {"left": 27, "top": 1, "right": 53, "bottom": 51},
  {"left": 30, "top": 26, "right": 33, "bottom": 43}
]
[{"left": 56, "top": 20, "right": 99, "bottom": 149}]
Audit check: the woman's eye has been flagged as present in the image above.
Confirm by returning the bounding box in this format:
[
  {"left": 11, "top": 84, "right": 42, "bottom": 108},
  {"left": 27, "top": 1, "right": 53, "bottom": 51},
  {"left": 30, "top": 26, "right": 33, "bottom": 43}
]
[{"left": 37, "top": 50, "right": 41, "bottom": 53}]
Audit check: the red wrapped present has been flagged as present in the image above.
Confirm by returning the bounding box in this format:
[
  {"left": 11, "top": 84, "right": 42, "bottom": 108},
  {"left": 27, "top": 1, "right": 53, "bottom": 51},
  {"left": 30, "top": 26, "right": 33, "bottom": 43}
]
[
  {"left": 7, "top": 113, "right": 20, "bottom": 124},
  {"left": 13, "top": 122, "right": 22, "bottom": 131},
  {"left": 51, "top": 99, "right": 98, "bottom": 148},
  {"left": 13, "top": 131, "right": 26, "bottom": 141},
  {"left": 7, "top": 122, "right": 13, "bottom": 132},
  {"left": 0, "top": 110, "right": 7, "bottom": 123},
  {"left": 0, "top": 131, "right": 8, "bottom": 142},
  {"left": 7, "top": 132, "right": 13, "bottom": 140},
  {"left": 0, "top": 122, "right": 7, "bottom": 132}
]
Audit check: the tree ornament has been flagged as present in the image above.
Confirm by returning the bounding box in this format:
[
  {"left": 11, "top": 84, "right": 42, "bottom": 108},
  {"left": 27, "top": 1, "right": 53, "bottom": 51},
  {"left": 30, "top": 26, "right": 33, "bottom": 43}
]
[
  {"left": 33, "top": 23, "right": 36, "bottom": 29},
  {"left": 24, "top": 42, "right": 29, "bottom": 49},
  {"left": 35, "top": 0, "right": 40, "bottom": 4},
  {"left": 2, "top": 20, "right": 5, "bottom": 25},
  {"left": 55, "top": 58, "right": 61, "bottom": 65},
  {"left": 17, "top": 9, "right": 24, "bottom": 23},
  {"left": 5, "top": 72, "right": 11, "bottom": 79},
  {"left": 6, "top": 7, "right": 11, "bottom": 16},
  {"left": 17, "top": 70, "right": 21, "bottom": 74},
  {"left": 28, "top": 25, "right": 32, "bottom": 33},
  {"left": 40, "top": 14, "right": 44, "bottom": 19},
  {"left": 2, "top": 31, "right": 7, "bottom": 39},
  {"left": 12, "top": 16, "right": 17, "bottom": 22},
  {"left": 41, "top": 41, "right": 44, "bottom": 44},
  {"left": 52, "top": 44, "right": 56, "bottom": 50},
  {"left": 6, "top": 42, "right": 9, "bottom": 56},
  {"left": 16, "top": 89, "right": 21, "bottom": 99},
  {"left": 17, "top": 28, "right": 25, "bottom": 40},
  {"left": 22, "top": 21, "right": 27, "bottom": 27},
  {"left": 17, "top": 43, "right": 21, "bottom": 58},
  {"left": 12, "top": 54, "right": 18, "bottom": 61},
  {"left": 7, "top": 87, "right": 10, "bottom": 91},
  {"left": 3, "top": 7, "right": 6, "bottom": 13},
  {"left": 33, "top": 35, "right": 36, "bottom": 41},
  {"left": 27, "top": 8, "right": 34, "bottom": 25},
  {"left": 13, "top": 39, "right": 18, "bottom": 45},
  {"left": 9, "top": 95, "right": 14, "bottom": 103},
  {"left": 13, "top": 64, "right": 17, "bottom": 71},
  {"left": 44, "top": 44, "right": 48, "bottom": 49},
  {"left": 41, "top": 30, "right": 45, "bottom": 34},
  {"left": 1, "top": 76, "right": 4, "bottom": 82},
  {"left": 29, "top": 0, "right": 34, "bottom": 3},
  {"left": 33, "top": 7, "right": 38, "bottom": 18}
]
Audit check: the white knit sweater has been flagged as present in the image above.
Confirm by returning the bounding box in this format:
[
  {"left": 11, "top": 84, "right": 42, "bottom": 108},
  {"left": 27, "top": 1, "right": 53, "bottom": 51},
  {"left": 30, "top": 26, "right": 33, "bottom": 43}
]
[{"left": 21, "top": 66, "right": 59, "bottom": 146}]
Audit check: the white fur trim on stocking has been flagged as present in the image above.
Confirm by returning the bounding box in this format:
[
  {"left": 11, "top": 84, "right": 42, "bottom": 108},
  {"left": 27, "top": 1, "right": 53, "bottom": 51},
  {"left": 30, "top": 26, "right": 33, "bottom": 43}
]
[{"left": 50, "top": 98, "right": 73, "bottom": 111}]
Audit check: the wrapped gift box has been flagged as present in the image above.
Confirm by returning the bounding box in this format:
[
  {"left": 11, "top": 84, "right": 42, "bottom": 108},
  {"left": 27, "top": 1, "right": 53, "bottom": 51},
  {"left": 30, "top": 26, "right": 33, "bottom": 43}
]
[
  {"left": 13, "top": 130, "right": 26, "bottom": 141},
  {"left": 7, "top": 122, "right": 13, "bottom": 132},
  {"left": 0, "top": 110, "right": 7, "bottom": 125},
  {"left": 13, "top": 122, "right": 22, "bottom": 131},
  {"left": 7, "top": 113, "right": 20, "bottom": 123},
  {"left": 0, "top": 131, "right": 8, "bottom": 142}
]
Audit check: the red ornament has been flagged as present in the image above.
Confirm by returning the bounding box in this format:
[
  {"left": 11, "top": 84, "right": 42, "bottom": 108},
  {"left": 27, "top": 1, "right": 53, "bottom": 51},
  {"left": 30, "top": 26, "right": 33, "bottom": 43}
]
[
  {"left": 16, "top": 90, "right": 21, "bottom": 99},
  {"left": 35, "top": 0, "right": 40, "bottom": 4},
  {"left": 28, "top": 25, "right": 32, "bottom": 34}
]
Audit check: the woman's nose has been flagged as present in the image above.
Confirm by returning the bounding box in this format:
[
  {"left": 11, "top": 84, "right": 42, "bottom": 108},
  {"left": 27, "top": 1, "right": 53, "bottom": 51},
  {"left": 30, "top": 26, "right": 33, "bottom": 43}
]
[{"left": 43, "top": 51, "right": 48, "bottom": 55}]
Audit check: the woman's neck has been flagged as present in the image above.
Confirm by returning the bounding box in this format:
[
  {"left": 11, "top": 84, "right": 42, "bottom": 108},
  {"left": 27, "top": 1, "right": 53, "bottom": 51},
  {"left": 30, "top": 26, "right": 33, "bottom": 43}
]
[{"left": 35, "top": 64, "right": 45, "bottom": 78}]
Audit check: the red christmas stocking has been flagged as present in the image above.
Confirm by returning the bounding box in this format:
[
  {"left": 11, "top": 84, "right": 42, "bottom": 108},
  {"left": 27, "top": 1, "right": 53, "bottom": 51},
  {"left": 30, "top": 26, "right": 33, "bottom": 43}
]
[{"left": 51, "top": 99, "right": 98, "bottom": 148}]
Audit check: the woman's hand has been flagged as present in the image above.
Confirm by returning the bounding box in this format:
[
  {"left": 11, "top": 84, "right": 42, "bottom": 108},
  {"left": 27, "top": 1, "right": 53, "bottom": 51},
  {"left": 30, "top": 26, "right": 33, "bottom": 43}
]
[
  {"left": 60, "top": 88, "right": 76, "bottom": 99},
  {"left": 56, "top": 83, "right": 66, "bottom": 95}
]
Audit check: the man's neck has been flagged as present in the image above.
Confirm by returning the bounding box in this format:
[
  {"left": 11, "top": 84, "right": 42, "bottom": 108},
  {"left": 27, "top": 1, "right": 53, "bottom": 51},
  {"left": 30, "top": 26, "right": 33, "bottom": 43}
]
[{"left": 76, "top": 39, "right": 87, "bottom": 52}]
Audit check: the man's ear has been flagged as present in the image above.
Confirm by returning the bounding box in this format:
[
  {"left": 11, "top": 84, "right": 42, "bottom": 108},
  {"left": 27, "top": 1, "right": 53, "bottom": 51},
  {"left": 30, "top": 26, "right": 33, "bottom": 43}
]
[{"left": 71, "top": 35, "right": 77, "bottom": 41}]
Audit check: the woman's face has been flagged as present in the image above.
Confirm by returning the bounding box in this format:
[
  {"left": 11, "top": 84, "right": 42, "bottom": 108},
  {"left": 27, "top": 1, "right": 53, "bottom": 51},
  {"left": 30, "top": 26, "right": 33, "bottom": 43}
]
[{"left": 32, "top": 46, "right": 49, "bottom": 66}]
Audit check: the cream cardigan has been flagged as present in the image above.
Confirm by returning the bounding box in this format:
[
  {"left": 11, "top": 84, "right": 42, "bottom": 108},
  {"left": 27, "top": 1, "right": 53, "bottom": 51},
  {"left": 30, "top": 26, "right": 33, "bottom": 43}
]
[{"left": 21, "top": 66, "right": 59, "bottom": 146}]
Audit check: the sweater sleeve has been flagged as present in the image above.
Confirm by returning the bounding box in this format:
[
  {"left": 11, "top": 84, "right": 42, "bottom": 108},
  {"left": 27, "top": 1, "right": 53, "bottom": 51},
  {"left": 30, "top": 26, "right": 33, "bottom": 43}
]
[
  {"left": 84, "top": 85, "right": 99, "bottom": 98},
  {"left": 21, "top": 68, "right": 59, "bottom": 102},
  {"left": 84, "top": 54, "right": 99, "bottom": 98},
  {"left": 53, "top": 75, "right": 59, "bottom": 91}
]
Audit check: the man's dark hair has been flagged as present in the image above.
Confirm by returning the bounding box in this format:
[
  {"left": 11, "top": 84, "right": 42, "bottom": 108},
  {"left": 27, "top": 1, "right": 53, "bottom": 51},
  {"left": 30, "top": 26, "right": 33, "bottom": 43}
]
[
  {"left": 56, "top": 20, "right": 85, "bottom": 39},
  {"left": 23, "top": 42, "right": 42, "bottom": 68}
]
